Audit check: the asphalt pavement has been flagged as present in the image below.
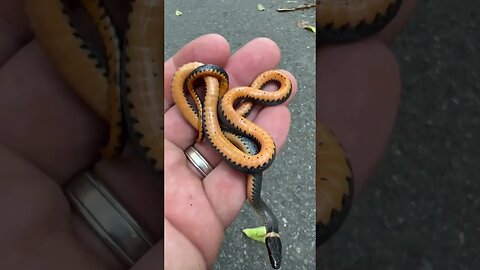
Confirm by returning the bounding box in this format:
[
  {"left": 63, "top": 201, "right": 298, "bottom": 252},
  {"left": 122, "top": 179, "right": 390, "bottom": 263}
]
[{"left": 165, "top": 1, "right": 316, "bottom": 269}]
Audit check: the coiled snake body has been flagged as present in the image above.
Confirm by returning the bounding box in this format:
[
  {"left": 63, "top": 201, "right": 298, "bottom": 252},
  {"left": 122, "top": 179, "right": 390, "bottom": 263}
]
[{"left": 25, "top": 0, "right": 163, "bottom": 174}]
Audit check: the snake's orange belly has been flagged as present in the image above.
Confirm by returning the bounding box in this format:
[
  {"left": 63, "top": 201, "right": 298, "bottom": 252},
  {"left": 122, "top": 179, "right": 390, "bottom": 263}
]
[
  {"left": 123, "top": 0, "right": 164, "bottom": 172},
  {"left": 316, "top": 123, "right": 354, "bottom": 245},
  {"left": 26, "top": 0, "right": 164, "bottom": 174},
  {"left": 25, "top": 0, "right": 109, "bottom": 119}
]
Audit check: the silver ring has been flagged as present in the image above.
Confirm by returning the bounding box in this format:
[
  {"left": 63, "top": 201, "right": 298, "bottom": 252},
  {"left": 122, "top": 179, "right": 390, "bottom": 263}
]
[
  {"left": 65, "top": 171, "right": 154, "bottom": 266},
  {"left": 185, "top": 146, "right": 213, "bottom": 177}
]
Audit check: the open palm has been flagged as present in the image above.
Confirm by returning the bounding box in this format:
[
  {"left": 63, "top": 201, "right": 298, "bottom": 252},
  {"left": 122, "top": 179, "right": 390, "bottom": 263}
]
[{"left": 164, "top": 35, "right": 297, "bottom": 269}]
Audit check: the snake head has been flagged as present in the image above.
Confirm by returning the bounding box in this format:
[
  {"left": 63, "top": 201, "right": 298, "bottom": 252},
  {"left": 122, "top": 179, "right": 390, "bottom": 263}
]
[{"left": 266, "top": 235, "right": 282, "bottom": 269}]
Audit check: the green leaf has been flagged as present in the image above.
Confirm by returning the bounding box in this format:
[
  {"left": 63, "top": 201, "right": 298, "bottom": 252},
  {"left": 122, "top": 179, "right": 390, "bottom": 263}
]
[
  {"left": 175, "top": 10, "right": 183, "bottom": 16},
  {"left": 304, "top": 25, "right": 316, "bottom": 33},
  {"left": 297, "top": 20, "right": 316, "bottom": 33},
  {"left": 242, "top": 226, "right": 267, "bottom": 243},
  {"left": 257, "top": 4, "right": 265, "bottom": 11}
]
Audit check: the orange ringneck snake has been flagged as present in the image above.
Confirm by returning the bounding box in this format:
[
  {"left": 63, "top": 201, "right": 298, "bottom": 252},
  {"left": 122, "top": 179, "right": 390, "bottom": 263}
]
[
  {"left": 172, "top": 62, "right": 291, "bottom": 269},
  {"left": 25, "top": 0, "right": 164, "bottom": 175}
]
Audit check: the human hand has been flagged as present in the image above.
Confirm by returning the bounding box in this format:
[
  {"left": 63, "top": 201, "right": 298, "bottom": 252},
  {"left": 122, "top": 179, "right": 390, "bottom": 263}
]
[
  {"left": 164, "top": 34, "right": 297, "bottom": 269},
  {"left": 0, "top": 1, "right": 163, "bottom": 269},
  {"left": 317, "top": 0, "right": 417, "bottom": 194}
]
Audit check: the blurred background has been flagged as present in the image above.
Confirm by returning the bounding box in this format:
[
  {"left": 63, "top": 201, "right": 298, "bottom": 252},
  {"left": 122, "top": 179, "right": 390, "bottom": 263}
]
[
  {"left": 317, "top": 1, "right": 480, "bottom": 269},
  {"left": 165, "top": 1, "right": 316, "bottom": 269}
]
